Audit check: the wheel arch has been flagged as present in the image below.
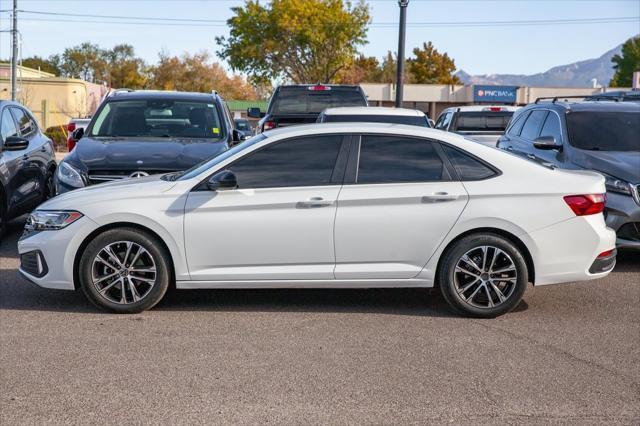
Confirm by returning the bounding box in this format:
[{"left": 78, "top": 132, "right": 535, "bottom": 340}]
[
  {"left": 72, "top": 222, "right": 176, "bottom": 290},
  {"left": 434, "top": 227, "right": 536, "bottom": 286}
]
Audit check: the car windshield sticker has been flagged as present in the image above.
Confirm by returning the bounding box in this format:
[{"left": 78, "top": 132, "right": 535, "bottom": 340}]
[{"left": 212, "top": 127, "right": 220, "bottom": 134}]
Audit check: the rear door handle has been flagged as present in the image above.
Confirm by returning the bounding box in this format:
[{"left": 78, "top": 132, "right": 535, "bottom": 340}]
[
  {"left": 422, "top": 192, "right": 460, "bottom": 203},
  {"left": 506, "top": 146, "right": 513, "bottom": 151},
  {"left": 297, "top": 197, "right": 333, "bottom": 208},
  {"left": 527, "top": 153, "right": 536, "bottom": 160}
]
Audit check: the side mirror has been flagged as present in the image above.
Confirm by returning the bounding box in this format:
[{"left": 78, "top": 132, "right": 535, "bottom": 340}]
[
  {"left": 428, "top": 119, "right": 435, "bottom": 128},
  {"left": 247, "top": 107, "right": 262, "bottom": 119},
  {"left": 207, "top": 170, "right": 237, "bottom": 191},
  {"left": 533, "top": 135, "right": 562, "bottom": 150},
  {"left": 71, "top": 127, "right": 84, "bottom": 141},
  {"left": 2, "top": 136, "right": 29, "bottom": 151},
  {"left": 233, "top": 129, "right": 246, "bottom": 143}
]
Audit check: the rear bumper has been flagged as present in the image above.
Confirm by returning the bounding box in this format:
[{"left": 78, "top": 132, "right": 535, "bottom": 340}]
[{"left": 524, "top": 214, "right": 616, "bottom": 286}]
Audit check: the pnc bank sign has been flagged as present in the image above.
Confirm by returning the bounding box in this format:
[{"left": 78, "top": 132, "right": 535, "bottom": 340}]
[{"left": 473, "top": 85, "right": 518, "bottom": 103}]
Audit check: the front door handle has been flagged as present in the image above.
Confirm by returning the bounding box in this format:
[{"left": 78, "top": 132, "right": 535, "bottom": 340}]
[
  {"left": 527, "top": 153, "right": 536, "bottom": 160},
  {"left": 297, "top": 197, "right": 333, "bottom": 208},
  {"left": 422, "top": 192, "right": 460, "bottom": 203},
  {"left": 506, "top": 146, "right": 513, "bottom": 151}
]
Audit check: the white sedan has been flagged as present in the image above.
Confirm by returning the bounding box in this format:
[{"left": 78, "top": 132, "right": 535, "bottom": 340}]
[{"left": 18, "top": 123, "right": 616, "bottom": 317}]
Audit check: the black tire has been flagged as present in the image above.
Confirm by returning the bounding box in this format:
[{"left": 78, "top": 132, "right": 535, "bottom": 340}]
[
  {"left": 43, "top": 169, "right": 55, "bottom": 201},
  {"left": 438, "top": 233, "right": 528, "bottom": 318},
  {"left": 79, "top": 227, "right": 171, "bottom": 313}
]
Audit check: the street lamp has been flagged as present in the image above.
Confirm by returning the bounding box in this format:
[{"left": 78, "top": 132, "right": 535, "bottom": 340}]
[{"left": 395, "top": 0, "right": 409, "bottom": 108}]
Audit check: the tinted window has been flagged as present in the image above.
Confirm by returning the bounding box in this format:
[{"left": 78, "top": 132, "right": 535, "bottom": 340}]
[
  {"left": 271, "top": 87, "right": 367, "bottom": 115},
  {"left": 321, "top": 114, "right": 429, "bottom": 127},
  {"left": 229, "top": 135, "right": 343, "bottom": 188},
  {"left": 443, "top": 145, "right": 497, "bottom": 180},
  {"left": 452, "top": 112, "right": 513, "bottom": 132},
  {"left": 507, "top": 111, "right": 529, "bottom": 136},
  {"left": 357, "top": 136, "right": 447, "bottom": 183},
  {"left": 539, "top": 112, "right": 562, "bottom": 143},
  {"left": 520, "top": 110, "right": 548, "bottom": 140},
  {"left": 435, "top": 112, "right": 453, "bottom": 130},
  {"left": 10, "top": 107, "right": 36, "bottom": 137},
  {"left": 567, "top": 111, "right": 639, "bottom": 152},
  {"left": 90, "top": 99, "right": 223, "bottom": 139},
  {"left": 1, "top": 109, "right": 19, "bottom": 140}
]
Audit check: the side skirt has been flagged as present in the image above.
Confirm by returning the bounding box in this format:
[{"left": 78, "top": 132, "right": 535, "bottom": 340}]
[{"left": 176, "top": 278, "right": 434, "bottom": 290}]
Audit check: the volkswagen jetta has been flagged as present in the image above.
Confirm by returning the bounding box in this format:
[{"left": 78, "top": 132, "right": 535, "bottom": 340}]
[{"left": 18, "top": 123, "right": 616, "bottom": 317}]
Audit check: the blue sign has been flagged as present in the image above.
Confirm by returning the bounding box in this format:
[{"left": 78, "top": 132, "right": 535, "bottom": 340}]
[{"left": 473, "top": 85, "right": 518, "bottom": 103}]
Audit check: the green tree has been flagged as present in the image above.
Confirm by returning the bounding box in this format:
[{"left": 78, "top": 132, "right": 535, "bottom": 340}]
[
  {"left": 58, "top": 42, "right": 107, "bottom": 83},
  {"left": 216, "top": 0, "right": 370, "bottom": 84},
  {"left": 407, "top": 42, "right": 460, "bottom": 85},
  {"left": 21, "top": 55, "right": 61, "bottom": 75},
  {"left": 336, "top": 55, "right": 380, "bottom": 84},
  {"left": 610, "top": 36, "right": 640, "bottom": 87},
  {"left": 104, "top": 44, "right": 148, "bottom": 89},
  {"left": 149, "top": 51, "right": 259, "bottom": 100}
]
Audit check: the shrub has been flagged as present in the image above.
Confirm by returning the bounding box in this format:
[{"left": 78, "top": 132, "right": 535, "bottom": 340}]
[{"left": 45, "top": 125, "right": 68, "bottom": 152}]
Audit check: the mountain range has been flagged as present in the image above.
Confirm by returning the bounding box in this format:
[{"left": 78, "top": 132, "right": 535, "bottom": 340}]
[{"left": 455, "top": 43, "right": 623, "bottom": 88}]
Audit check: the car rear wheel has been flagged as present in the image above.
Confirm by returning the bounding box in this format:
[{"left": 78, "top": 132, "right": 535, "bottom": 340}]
[
  {"left": 438, "top": 233, "right": 529, "bottom": 318},
  {"left": 79, "top": 228, "right": 171, "bottom": 313}
]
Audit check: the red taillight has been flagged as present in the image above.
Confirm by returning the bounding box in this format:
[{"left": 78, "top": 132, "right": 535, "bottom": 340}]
[
  {"left": 597, "top": 249, "right": 615, "bottom": 258},
  {"left": 263, "top": 120, "right": 276, "bottom": 131},
  {"left": 308, "top": 85, "right": 330, "bottom": 91},
  {"left": 489, "top": 107, "right": 502, "bottom": 112},
  {"left": 563, "top": 194, "right": 606, "bottom": 216},
  {"left": 67, "top": 137, "right": 76, "bottom": 152},
  {"left": 67, "top": 122, "right": 76, "bottom": 132}
]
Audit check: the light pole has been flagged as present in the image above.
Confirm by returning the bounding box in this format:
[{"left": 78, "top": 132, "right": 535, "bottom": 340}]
[
  {"left": 11, "top": 0, "right": 18, "bottom": 101},
  {"left": 395, "top": 0, "right": 409, "bottom": 108}
]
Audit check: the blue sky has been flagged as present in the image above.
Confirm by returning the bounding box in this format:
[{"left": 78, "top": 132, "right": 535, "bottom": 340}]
[{"left": 0, "top": 0, "right": 638, "bottom": 76}]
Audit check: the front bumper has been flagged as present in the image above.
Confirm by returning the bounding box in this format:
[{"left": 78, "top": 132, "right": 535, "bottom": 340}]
[
  {"left": 604, "top": 191, "right": 640, "bottom": 249},
  {"left": 17, "top": 216, "right": 99, "bottom": 290}
]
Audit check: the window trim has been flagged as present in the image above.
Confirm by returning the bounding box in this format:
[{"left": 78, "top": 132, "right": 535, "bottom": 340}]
[
  {"left": 439, "top": 142, "right": 502, "bottom": 181},
  {"left": 519, "top": 109, "right": 549, "bottom": 142},
  {"left": 194, "top": 133, "right": 351, "bottom": 191},
  {"left": 9, "top": 106, "right": 37, "bottom": 138},
  {"left": 343, "top": 133, "right": 455, "bottom": 185},
  {"left": 536, "top": 108, "right": 565, "bottom": 145},
  {"left": 1, "top": 106, "right": 20, "bottom": 143}
]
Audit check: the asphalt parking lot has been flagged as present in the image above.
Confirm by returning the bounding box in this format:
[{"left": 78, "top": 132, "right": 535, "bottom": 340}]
[{"left": 1, "top": 217, "right": 639, "bottom": 425}]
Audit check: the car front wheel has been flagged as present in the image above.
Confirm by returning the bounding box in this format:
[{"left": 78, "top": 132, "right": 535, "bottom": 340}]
[
  {"left": 79, "top": 227, "right": 171, "bottom": 313},
  {"left": 438, "top": 233, "right": 529, "bottom": 318}
]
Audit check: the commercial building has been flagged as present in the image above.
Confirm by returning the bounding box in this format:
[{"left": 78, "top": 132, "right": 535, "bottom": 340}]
[{"left": 0, "top": 64, "right": 107, "bottom": 129}]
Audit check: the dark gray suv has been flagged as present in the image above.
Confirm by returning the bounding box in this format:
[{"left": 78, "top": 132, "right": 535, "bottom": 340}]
[
  {"left": 497, "top": 100, "right": 640, "bottom": 249},
  {"left": 0, "top": 101, "right": 56, "bottom": 237}
]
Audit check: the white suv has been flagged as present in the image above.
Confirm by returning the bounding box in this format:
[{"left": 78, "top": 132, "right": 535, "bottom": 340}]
[{"left": 18, "top": 123, "right": 615, "bottom": 317}]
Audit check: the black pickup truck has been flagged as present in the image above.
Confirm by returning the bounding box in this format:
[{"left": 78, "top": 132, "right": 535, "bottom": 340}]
[{"left": 248, "top": 84, "right": 368, "bottom": 133}]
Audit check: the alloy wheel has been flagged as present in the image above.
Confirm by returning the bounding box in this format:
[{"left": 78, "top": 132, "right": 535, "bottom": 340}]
[
  {"left": 453, "top": 245, "right": 518, "bottom": 309},
  {"left": 91, "top": 241, "right": 157, "bottom": 305}
]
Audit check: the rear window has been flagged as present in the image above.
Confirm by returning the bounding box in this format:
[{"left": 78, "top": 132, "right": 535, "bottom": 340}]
[
  {"left": 321, "top": 114, "right": 429, "bottom": 127},
  {"left": 271, "top": 87, "right": 367, "bottom": 115},
  {"left": 566, "top": 111, "right": 639, "bottom": 152},
  {"left": 453, "top": 112, "right": 514, "bottom": 132}
]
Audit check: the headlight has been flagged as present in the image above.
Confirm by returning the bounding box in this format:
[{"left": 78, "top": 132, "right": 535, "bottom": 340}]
[
  {"left": 25, "top": 211, "right": 83, "bottom": 232},
  {"left": 57, "top": 162, "right": 85, "bottom": 188},
  {"left": 601, "top": 173, "right": 631, "bottom": 196}
]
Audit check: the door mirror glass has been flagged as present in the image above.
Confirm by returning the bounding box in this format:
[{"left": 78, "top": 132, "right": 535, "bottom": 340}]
[
  {"left": 72, "top": 127, "right": 85, "bottom": 141},
  {"left": 533, "top": 135, "right": 562, "bottom": 150},
  {"left": 3, "top": 136, "right": 29, "bottom": 151},
  {"left": 247, "top": 107, "right": 262, "bottom": 119},
  {"left": 207, "top": 170, "right": 238, "bottom": 191}
]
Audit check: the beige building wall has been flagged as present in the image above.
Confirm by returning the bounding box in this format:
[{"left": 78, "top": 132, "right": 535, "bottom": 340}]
[{"left": 0, "top": 65, "right": 107, "bottom": 129}]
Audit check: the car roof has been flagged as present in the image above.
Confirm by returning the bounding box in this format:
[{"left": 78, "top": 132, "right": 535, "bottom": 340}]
[
  {"left": 107, "top": 90, "right": 220, "bottom": 102},
  {"left": 529, "top": 100, "right": 640, "bottom": 112},
  {"left": 321, "top": 107, "right": 425, "bottom": 117}
]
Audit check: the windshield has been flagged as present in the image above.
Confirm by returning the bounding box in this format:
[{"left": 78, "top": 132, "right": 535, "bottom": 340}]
[
  {"left": 453, "top": 112, "right": 513, "bottom": 132},
  {"left": 567, "top": 111, "right": 639, "bottom": 151},
  {"left": 271, "top": 87, "right": 367, "bottom": 115},
  {"left": 90, "top": 99, "right": 224, "bottom": 139},
  {"left": 173, "top": 134, "right": 267, "bottom": 181},
  {"left": 321, "top": 114, "right": 429, "bottom": 127}
]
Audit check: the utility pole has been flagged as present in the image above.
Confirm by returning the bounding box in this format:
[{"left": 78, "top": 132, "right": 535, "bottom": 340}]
[
  {"left": 11, "top": 0, "right": 18, "bottom": 101},
  {"left": 395, "top": 0, "right": 409, "bottom": 108}
]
